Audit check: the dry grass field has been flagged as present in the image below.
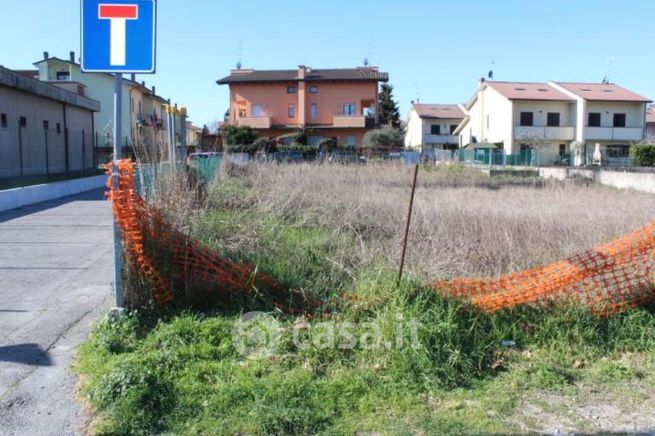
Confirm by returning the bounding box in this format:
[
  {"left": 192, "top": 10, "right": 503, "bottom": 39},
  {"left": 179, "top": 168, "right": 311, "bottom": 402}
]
[{"left": 204, "top": 162, "right": 655, "bottom": 280}]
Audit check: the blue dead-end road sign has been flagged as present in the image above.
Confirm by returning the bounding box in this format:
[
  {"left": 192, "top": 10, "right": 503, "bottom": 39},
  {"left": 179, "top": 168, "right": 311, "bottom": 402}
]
[{"left": 81, "top": 0, "right": 156, "bottom": 73}]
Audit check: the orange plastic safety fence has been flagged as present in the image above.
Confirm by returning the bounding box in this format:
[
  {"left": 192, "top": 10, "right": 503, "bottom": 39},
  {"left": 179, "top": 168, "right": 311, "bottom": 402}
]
[
  {"left": 107, "top": 160, "right": 313, "bottom": 310},
  {"left": 435, "top": 221, "right": 655, "bottom": 315},
  {"left": 109, "top": 160, "right": 655, "bottom": 315}
]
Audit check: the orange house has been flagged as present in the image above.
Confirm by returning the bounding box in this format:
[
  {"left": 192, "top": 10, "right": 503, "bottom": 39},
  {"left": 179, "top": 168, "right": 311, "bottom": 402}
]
[{"left": 216, "top": 65, "right": 389, "bottom": 146}]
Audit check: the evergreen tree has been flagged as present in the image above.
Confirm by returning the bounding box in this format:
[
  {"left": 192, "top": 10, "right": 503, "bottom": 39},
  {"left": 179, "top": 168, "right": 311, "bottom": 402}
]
[{"left": 378, "top": 83, "right": 401, "bottom": 128}]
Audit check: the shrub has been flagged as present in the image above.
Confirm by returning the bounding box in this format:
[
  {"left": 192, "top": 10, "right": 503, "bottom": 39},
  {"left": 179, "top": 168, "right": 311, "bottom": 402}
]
[
  {"left": 362, "top": 127, "right": 404, "bottom": 150},
  {"left": 630, "top": 143, "right": 655, "bottom": 167},
  {"left": 225, "top": 143, "right": 258, "bottom": 155},
  {"left": 254, "top": 137, "right": 278, "bottom": 153},
  {"left": 222, "top": 125, "right": 258, "bottom": 146},
  {"left": 318, "top": 137, "right": 337, "bottom": 151}
]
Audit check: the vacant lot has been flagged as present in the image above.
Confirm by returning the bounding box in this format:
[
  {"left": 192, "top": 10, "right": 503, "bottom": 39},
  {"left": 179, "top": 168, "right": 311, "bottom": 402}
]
[{"left": 76, "top": 163, "right": 655, "bottom": 434}]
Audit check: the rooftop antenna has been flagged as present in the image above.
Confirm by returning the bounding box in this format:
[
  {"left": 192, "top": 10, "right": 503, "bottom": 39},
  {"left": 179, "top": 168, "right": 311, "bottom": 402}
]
[
  {"left": 488, "top": 60, "right": 495, "bottom": 80},
  {"left": 414, "top": 82, "right": 421, "bottom": 103},
  {"left": 366, "top": 41, "right": 375, "bottom": 66},
  {"left": 603, "top": 56, "right": 615, "bottom": 84},
  {"left": 234, "top": 40, "right": 244, "bottom": 69}
]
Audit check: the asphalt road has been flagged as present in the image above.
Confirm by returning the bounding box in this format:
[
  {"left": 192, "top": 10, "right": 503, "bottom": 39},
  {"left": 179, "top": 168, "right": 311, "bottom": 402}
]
[{"left": 0, "top": 189, "right": 113, "bottom": 436}]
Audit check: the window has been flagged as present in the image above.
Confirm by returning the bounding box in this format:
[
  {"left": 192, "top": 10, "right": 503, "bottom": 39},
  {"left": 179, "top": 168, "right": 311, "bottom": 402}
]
[
  {"left": 450, "top": 125, "right": 457, "bottom": 134},
  {"left": 559, "top": 144, "right": 566, "bottom": 156},
  {"left": 56, "top": 123, "right": 61, "bottom": 134},
  {"left": 346, "top": 135, "right": 356, "bottom": 146},
  {"left": 287, "top": 86, "right": 297, "bottom": 94},
  {"left": 588, "top": 112, "right": 601, "bottom": 127},
  {"left": 343, "top": 103, "right": 356, "bottom": 116},
  {"left": 309, "top": 85, "right": 319, "bottom": 94},
  {"left": 547, "top": 112, "right": 560, "bottom": 127},
  {"left": 430, "top": 125, "right": 441, "bottom": 135},
  {"left": 0, "top": 113, "right": 6, "bottom": 128},
  {"left": 251, "top": 104, "right": 263, "bottom": 117},
  {"left": 43, "top": 120, "right": 49, "bottom": 130},
  {"left": 288, "top": 104, "right": 296, "bottom": 118},
  {"left": 138, "top": 101, "right": 142, "bottom": 114},
  {"left": 56, "top": 71, "right": 70, "bottom": 81},
  {"left": 613, "top": 113, "right": 626, "bottom": 128},
  {"left": 19, "top": 116, "right": 26, "bottom": 127},
  {"left": 310, "top": 103, "right": 318, "bottom": 119},
  {"left": 520, "top": 112, "right": 533, "bottom": 126}
]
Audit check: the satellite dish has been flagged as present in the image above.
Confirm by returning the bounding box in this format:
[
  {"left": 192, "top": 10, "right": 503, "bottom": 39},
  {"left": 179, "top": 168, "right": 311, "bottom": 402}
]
[
  {"left": 363, "top": 57, "right": 369, "bottom": 66},
  {"left": 236, "top": 60, "right": 242, "bottom": 70}
]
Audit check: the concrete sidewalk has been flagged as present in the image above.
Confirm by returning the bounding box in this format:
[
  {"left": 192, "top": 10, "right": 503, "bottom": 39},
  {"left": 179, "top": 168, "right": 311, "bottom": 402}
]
[{"left": 0, "top": 189, "right": 113, "bottom": 435}]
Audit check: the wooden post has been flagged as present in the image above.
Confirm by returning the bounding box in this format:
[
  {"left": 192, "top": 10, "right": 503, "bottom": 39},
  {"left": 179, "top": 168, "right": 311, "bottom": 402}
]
[{"left": 398, "top": 163, "right": 419, "bottom": 286}]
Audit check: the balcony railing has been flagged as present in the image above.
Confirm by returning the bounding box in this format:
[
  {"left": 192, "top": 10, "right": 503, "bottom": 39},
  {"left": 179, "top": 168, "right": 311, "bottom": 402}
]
[
  {"left": 514, "top": 126, "right": 575, "bottom": 141},
  {"left": 333, "top": 115, "right": 366, "bottom": 128},
  {"left": 424, "top": 134, "right": 458, "bottom": 145},
  {"left": 238, "top": 116, "right": 271, "bottom": 129},
  {"left": 585, "top": 127, "right": 643, "bottom": 141}
]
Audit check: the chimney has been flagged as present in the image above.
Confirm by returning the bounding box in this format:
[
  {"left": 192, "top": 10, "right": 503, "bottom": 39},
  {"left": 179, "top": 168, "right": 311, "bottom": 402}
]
[
  {"left": 297, "top": 65, "right": 307, "bottom": 80},
  {"left": 43, "top": 51, "right": 49, "bottom": 60},
  {"left": 141, "top": 81, "right": 145, "bottom": 87},
  {"left": 69, "top": 51, "right": 75, "bottom": 63},
  {"left": 152, "top": 86, "right": 156, "bottom": 95},
  {"left": 478, "top": 77, "right": 486, "bottom": 88},
  {"left": 131, "top": 73, "right": 136, "bottom": 82}
]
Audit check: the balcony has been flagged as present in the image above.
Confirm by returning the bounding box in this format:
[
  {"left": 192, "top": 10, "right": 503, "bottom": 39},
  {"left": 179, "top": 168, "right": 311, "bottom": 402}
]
[
  {"left": 424, "top": 134, "right": 459, "bottom": 145},
  {"left": 585, "top": 127, "right": 643, "bottom": 141},
  {"left": 332, "top": 115, "right": 366, "bottom": 128},
  {"left": 238, "top": 116, "right": 271, "bottom": 129},
  {"left": 514, "top": 126, "right": 575, "bottom": 141}
]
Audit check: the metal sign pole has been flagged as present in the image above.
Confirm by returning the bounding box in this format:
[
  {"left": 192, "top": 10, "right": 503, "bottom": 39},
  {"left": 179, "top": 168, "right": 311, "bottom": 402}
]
[{"left": 112, "top": 73, "right": 123, "bottom": 307}]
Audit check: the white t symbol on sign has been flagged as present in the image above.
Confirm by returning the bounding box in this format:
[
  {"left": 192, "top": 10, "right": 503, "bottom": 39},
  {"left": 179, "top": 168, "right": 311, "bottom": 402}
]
[{"left": 98, "top": 4, "right": 139, "bottom": 66}]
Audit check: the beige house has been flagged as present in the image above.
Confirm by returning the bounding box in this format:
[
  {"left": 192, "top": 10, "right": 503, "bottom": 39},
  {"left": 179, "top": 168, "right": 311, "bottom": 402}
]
[
  {"left": 646, "top": 105, "right": 655, "bottom": 141},
  {"left": 404, "top": 103, "right": 466, "bottom": 151},
  {"left": 33, "top": 52, "right": 186, "bottom": 160},
  {"left": 456, "top": 79, "right": 651, "bottom": 166},
  {"left": 0, "top": 66, "right": 99, "bottom": 178},
  {"left": 186, "top": 122, "right": 202, "bottom": 147}
]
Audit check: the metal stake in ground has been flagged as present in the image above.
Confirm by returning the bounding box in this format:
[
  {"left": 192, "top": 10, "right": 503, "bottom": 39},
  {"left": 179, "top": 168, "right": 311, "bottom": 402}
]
[
  {"left": 398, "top": 163, "right": 419, "bottom": 286},
  {"left": 112, "top": 73, "right": 123, "bottom": 307}
]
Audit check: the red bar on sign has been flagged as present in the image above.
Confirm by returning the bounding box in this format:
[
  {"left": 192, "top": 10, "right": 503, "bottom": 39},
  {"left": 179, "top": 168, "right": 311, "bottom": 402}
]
[{"left": 98, "top": 4, "right": 138, "bottom": 19}]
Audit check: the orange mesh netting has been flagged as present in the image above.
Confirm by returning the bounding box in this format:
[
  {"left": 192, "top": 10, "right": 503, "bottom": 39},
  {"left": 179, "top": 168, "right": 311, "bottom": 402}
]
[
  {"left": 107, "top": 160, "right": 313, "bottom": 310},
  {"left": 435, "top": 221, "right": 655, "bottom": 315},
  {"left": 109, "top": 159, "right": 655, "bottom": 315}
]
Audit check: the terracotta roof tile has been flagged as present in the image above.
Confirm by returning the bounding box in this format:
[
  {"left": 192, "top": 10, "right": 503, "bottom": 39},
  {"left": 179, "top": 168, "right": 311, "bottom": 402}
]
[
  {"left": 555, "top": 82, "right": 651, "bottom": 102},
  {"left": 485, "top": 81, "right": 574, "bottom": 101},
  {"left": 217, "top": 68, "right": 389, "bottom": 84},
  {"left": 412, "top": 103, "right": 466, "bottom": 119}
]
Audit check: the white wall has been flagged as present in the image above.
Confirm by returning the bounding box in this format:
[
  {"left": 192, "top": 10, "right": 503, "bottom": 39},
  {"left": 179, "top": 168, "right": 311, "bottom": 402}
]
[
  {"left": 585, "top": 101, "right": 645, "bottom": 128},
  {"left": 404, "top": 108, "right": 422, "bottom": 148},
  {"left": 0, "top": 175, "right": 106, "bottom": 212}
]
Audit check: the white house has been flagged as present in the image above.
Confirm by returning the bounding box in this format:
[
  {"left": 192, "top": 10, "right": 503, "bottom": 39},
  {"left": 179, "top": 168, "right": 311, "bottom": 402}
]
[
  {"left": 404, "top": 103, "right": 466, "bottom": 151},
  {"left": 456, "top": 79, "right": 651, "bottom": 166}
]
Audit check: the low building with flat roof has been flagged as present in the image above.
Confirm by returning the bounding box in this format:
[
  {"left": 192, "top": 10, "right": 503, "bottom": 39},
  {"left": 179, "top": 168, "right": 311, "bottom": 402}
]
[{"left": 0, "top": 66, "right": 100, "bottom": 178}]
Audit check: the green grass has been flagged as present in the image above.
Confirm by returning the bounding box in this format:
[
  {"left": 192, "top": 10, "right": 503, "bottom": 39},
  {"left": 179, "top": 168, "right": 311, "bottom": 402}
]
[
  {"left": 76, "top": 277, "right": 655, "bottom": 434},
  {"left": 75, "top": 169, "right": 655, "bottom": 434}
]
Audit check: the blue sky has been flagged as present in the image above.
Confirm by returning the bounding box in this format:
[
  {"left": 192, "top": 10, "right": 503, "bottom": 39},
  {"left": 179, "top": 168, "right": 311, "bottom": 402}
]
[{"left": 2, "top": 0, "right": 655, "bottom": 127}]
